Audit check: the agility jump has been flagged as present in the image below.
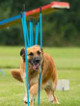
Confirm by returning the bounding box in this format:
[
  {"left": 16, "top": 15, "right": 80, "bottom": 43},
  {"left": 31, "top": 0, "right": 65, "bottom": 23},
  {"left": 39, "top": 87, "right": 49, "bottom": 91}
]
[{"left": 0, "top": 2, "right": 70, "bottom": 106}]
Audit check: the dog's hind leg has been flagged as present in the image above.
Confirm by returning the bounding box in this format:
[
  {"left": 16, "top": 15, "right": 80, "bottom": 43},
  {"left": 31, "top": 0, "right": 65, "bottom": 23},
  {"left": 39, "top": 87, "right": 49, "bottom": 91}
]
[
  {"left": 53, "top": 91, "right": 59, "bottom": 104},
  {"left": 45, "top": 88, "right": 59, "bottom": 104},
  {"left": 45, "top": 87, "right": 54, "bottom": 103},
  {"left": 10, "top": 69, "right": 23, "bottom": 82},
  {"left": 44, "top": 80, "right": 59, "bottom": 104},
  {"left": 52, "top": 82, "right": 59, "bottom": 104}
]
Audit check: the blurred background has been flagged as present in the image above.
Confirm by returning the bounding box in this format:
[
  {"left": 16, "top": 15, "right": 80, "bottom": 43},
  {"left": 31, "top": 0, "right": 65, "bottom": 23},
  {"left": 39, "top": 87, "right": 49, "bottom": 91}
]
[{"left": 0, "top": 0, "right": 80, "bottom": 46}]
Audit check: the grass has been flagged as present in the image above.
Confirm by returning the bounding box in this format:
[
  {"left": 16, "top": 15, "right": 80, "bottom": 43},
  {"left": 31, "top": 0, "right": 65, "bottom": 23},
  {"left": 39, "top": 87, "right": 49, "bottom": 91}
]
[{"left": 0, "top": 46, "right": 80, "bottom": 106}]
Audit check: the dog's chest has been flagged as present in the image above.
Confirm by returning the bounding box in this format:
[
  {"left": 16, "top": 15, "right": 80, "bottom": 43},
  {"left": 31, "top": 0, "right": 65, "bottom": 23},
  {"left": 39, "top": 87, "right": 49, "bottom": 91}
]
[{"left": 30, "top": 75, "right": 39, "bottom": 85}]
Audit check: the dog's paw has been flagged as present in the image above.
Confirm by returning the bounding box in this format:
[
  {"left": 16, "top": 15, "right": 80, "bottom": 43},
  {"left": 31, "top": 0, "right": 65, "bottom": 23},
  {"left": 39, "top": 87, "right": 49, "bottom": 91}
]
[
  {"left": 24, "top": 96, "right": 27, "bottom": 104},
  {"left": 24, "top": 96, "right": 31, "bottom": 104},
  {"left": 48, "top": 95, "right": 54, "bottom": 103}
]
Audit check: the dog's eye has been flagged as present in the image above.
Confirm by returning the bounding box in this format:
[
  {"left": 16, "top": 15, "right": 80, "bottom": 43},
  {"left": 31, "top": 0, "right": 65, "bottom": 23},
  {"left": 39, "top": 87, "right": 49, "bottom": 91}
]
[
  {"left": 37, "top": 51, "right": 41, "bottom": 55},
  {"left": 29, "top": 52, "right": 34, "bottom": 56}
]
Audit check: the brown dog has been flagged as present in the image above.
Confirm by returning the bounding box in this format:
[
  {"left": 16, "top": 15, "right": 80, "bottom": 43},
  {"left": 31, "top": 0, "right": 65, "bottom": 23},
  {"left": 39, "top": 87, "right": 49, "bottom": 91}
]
[{"left": 11, "top": 45, "right": 59, "bottom": 105}]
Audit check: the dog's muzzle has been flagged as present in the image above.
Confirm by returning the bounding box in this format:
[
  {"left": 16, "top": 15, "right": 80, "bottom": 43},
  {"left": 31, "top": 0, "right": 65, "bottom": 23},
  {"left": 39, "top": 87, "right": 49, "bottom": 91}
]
[{"left": 29, "top": 57, "right": 41, "bottom": 70}]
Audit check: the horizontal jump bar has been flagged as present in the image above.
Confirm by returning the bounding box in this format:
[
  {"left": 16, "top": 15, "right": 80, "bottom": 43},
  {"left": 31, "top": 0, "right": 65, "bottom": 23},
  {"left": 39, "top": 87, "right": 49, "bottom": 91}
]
[{"left": 0, "top": 2, "right": 70, "bottom": 29}]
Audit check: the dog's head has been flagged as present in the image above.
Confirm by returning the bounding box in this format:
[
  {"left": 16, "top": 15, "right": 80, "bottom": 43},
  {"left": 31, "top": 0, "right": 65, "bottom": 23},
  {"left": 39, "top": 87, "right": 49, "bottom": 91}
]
[{"left": 20, "top": 45, "right": 43, "bottom": 70}]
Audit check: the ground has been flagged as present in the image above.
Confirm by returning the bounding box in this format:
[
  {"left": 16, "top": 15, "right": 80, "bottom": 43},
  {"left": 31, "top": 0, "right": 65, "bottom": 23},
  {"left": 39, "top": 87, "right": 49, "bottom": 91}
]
[{"left": 0, "top": 46, "right": 80, "bottom": 106}]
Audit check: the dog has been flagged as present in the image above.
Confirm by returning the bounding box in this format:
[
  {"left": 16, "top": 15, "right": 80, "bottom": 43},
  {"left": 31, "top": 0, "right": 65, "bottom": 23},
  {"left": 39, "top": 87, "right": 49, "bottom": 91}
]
[{"left": 11, "top": 45, "right": 59, "bottom": 106}]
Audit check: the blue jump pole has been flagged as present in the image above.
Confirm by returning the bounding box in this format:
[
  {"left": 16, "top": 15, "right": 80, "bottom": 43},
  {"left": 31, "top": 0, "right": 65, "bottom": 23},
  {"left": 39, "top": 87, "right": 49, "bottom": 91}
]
[
  {"left": 35, "top": 20, "right": 39, "bottom": 45},
  {"left": 30, "top": 19, "right": 34, "bottom": 46},
  {"left": 38, "top": 8, "right": 43, "bottom": 106},
  {"left": 21, "top": 12, "right": 30, "bottom": 47},
  {"left": 29, "top": 19, "right": 32, "bottom": 47},
  {"left": 31, "top": 20, "right": 34, "bottom": 46},
  {"left": 40, "top": 9, "right": 43, "bottom": 48},
  {"left": 21, "top": 12, "right": 30, "bottom": 106}
]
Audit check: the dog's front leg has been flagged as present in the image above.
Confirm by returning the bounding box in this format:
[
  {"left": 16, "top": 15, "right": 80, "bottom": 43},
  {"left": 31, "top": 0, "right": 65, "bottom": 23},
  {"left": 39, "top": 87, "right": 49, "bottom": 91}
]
[
  {"left": 24, "top": 83, "right": 39, "bottom": 106},
  {"left": 29, "top": 83, "right": 38, "bottom": 99},
  {"left": 29, "top": 83, "right": 39, "bottom": 106},
  {"left": 29, "top": 82, "right": 45, "bottom": 106},
  {"left": 22, "top": 72, "right": 29, "bottom": 103}
]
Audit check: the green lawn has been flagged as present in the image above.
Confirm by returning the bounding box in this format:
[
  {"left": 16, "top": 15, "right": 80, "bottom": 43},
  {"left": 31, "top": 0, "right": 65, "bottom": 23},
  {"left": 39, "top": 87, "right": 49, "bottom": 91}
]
[{"left": 0, "top": 46, "right": 80, "bottom": 106}]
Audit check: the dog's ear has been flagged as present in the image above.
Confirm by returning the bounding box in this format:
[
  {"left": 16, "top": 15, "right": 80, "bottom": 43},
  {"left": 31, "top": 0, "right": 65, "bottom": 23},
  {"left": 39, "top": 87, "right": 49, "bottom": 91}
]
[{"left": 20, "top": 48, "right": 25, "bottom": 56}]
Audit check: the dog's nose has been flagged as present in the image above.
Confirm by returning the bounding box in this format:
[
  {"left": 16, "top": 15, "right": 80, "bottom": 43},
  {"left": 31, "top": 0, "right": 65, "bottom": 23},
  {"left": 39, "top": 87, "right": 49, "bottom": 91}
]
[{"left": 33, "top": 57, "right": 40, "bottom": 64}]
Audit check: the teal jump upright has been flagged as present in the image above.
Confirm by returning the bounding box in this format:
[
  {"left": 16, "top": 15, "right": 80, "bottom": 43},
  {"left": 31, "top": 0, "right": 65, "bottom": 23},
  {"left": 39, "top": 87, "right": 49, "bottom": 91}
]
[
  {"left": 35, "top": 20, "right": 39, "bottom": 45},
  {"left": 38, "top": 8, "right": 42, "bottom": 106},
  {"left": 21, "top": 12, "right": 30, "bottom": 106},
  {"left": 30, "top": 19, "right": 34, "bottom": 46}
]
